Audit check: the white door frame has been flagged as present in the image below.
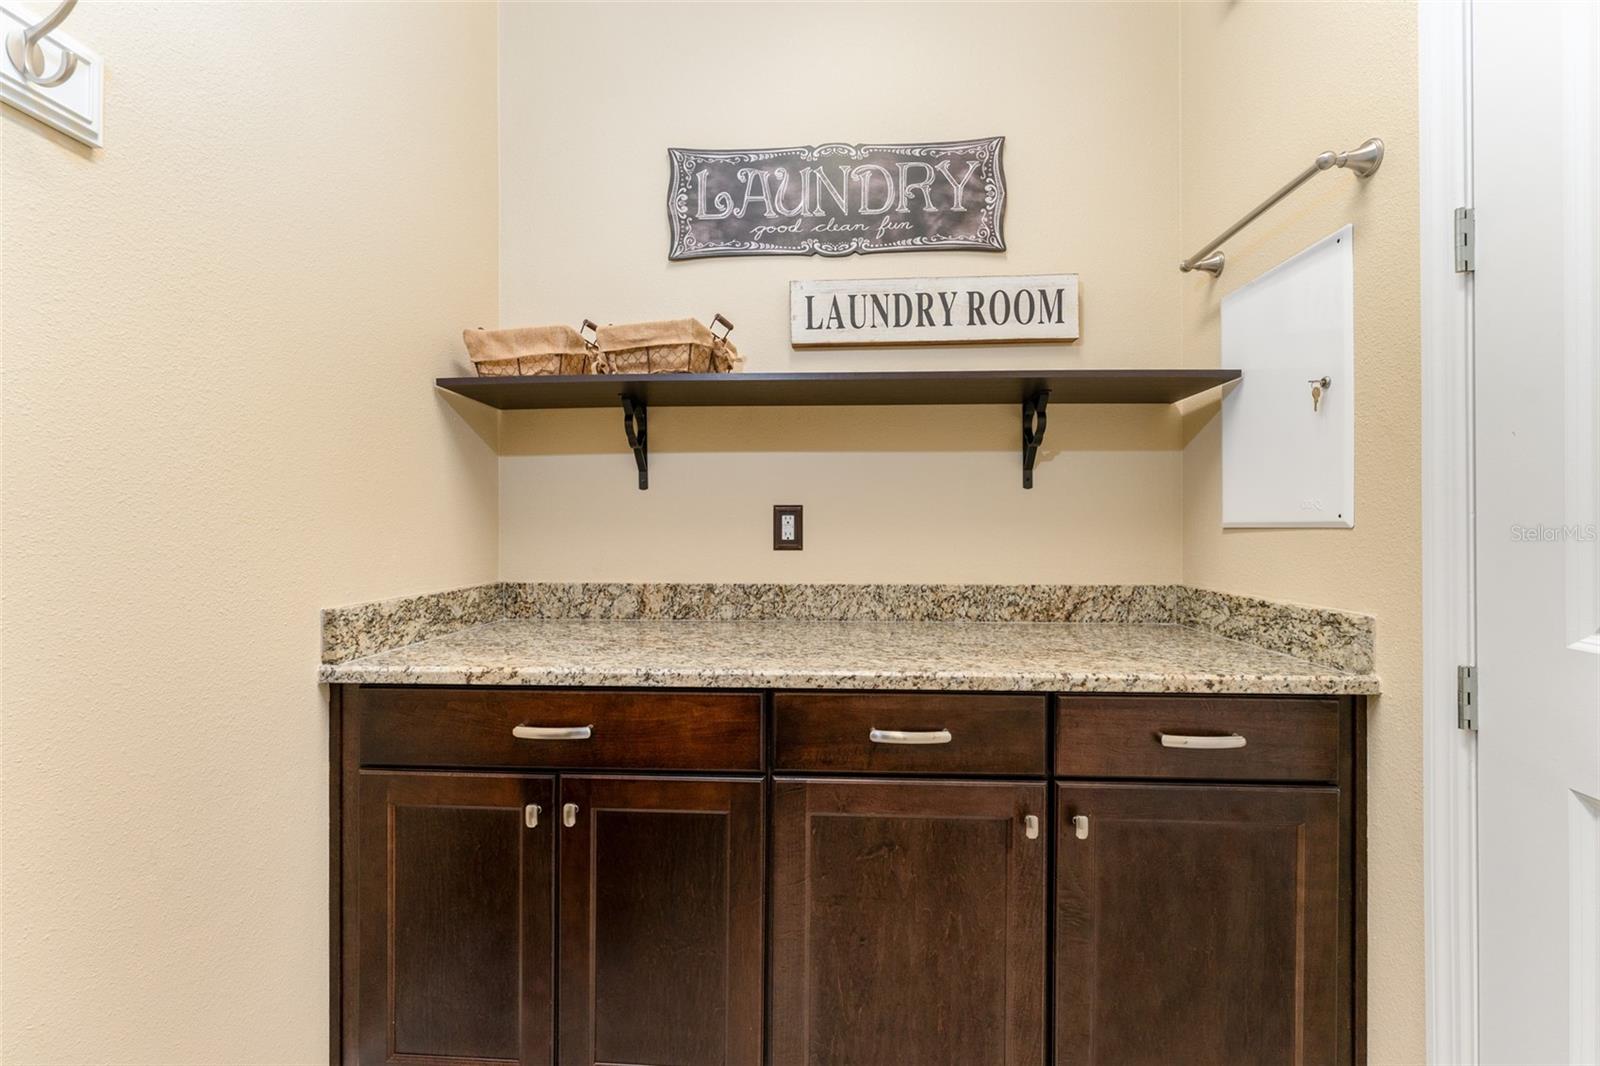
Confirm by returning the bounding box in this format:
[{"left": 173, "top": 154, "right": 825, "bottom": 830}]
[{"left": 1420, "top": 1, "right": 1479, "bottom": 1062}]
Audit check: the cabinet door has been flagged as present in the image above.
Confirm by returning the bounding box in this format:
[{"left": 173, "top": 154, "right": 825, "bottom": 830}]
[
  {"left": 1055, "top": 783, "right": 1342, "bottom": 1066},
  {"left": 771, "top": 778, "right": 1048, "bottom": 1066},
  {"left": 557, "top": 775, "right": 764, "bottom": 1066},
  {"left": 357, "top": 770, "right": 554, "bottom": 1065}
]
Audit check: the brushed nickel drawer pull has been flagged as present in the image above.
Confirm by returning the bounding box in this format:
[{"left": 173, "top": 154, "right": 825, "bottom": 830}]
[
  {"left": 524, "top": 804, "right": 541, "bottom": 829},
  {"left": 562, "top": 803, "right": 579, "bottom": 828},
  {"left": 1024, "top": 814, "right": 1040, "bottom": 840},
  {"left": 1159, "top": 732, "right": 1246, "bottom": 750},
  {"left": 869, "top": 728, "right": 952, "bottom": 745},
  {"left": 1072, "top": 815, "right": 1089, "bottom": 840},
  {"left": 512, "top": 724, "right": 593, "bottom": 741}
]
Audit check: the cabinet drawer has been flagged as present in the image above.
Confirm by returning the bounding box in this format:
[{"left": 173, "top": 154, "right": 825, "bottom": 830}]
[
  {"left": 774, "top": 692, "right": 1048, "bottom": 775},
  {"left": 1056, "top": 696, "right": 1341, "bottom": 782},
  {"left": 355, "top": 688, "right": 763, "bottom": 772}
]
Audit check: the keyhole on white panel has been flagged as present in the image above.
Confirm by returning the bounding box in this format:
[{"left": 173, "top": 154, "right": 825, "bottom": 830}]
[{"left": 1309, "top": 376, "right": 1331, "bottom": 412}]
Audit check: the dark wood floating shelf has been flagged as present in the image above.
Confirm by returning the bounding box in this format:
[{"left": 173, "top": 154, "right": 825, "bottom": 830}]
[
  {"left": 435, "top": 368, "right": 1237, "bottom": 410},
  {"left": 435, "top": 368, "right": 1239, "bottom": 490}
]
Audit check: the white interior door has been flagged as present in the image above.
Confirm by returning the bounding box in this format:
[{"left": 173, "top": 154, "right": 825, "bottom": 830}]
[{"left": 1475, "top": 2, "right": 1600, "bottom": 1062}]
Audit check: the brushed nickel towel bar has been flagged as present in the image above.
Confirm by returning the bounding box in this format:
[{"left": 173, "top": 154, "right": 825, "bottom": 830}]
[{"left": 1179, "top": 137, "right": 1384, "bottom": 278}]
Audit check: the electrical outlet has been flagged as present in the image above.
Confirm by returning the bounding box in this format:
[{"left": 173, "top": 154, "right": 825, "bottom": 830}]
[{"left": 773, "top": 505, "right": 803, "bottom": 550}]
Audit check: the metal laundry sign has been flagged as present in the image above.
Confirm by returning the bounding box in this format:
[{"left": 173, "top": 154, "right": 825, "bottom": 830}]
[{"left": 666, "top": 138, "right": 1006, "bottom": 260}]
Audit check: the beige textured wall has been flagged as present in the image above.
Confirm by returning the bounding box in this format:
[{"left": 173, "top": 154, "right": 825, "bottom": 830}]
[
  {"left": 0, "top": 3, "right": 500, "bottom": 1061},
  {"left": 496, "top": 1, "right": 1186, "bottom": 583},
  {"left": 1177, "top": 2, "right": 1424, "bottom": 1061}
]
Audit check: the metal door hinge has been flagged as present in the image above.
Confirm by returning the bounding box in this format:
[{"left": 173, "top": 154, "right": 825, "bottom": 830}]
[
  {"left": 1457, "top": 664, "right": 1478, "bottom": 730},
  {"left": 1454, "top": 207, "right": 1475, "bottom": 273}
]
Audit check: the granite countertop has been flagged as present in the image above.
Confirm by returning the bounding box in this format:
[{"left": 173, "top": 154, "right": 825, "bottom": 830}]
[{"left": 317, "top": 615, "right": 1379, "bottom": 695}]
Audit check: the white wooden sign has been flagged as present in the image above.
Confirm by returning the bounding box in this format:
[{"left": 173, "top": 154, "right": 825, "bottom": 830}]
[
  {"left": 790, "top": 274, "right": 1079, "bottom": 348},
  {"left": 1, "top": 1, "right": 103, "bottom": 148}
]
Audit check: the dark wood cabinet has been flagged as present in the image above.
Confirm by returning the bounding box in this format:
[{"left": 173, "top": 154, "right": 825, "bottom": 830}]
[
  {"left": 773, "top": 692, "right": 1048, "bottom": 776},
  {"left": 334, "top": 687, "right": 1363, "bottom": 1065},
  {"left": 1054, "top": 783, "right": 1344, "bottom": 1066},
  {"left": 557, "top": 775, "right": 764, "bottom": 1066},
  {"left": 1055, "top": 696, "right": 1341, "bottom": 783},
  {"left": 355, "top": 770, "right": 554, "bottom": 1065},
  {"left": 358, "top": 688, "right": 763, "bottom": 773},
  {"left": 770, "top": 778, "right": 1048, "bottom": 1066}
]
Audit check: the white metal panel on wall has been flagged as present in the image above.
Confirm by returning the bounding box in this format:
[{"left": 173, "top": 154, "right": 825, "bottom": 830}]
[{"left": 1220, "top": 225, "right": 1356, "bottom": 528}]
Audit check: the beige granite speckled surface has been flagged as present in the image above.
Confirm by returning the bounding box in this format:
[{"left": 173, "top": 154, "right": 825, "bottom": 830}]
[
  {"left": 322, "top": 582, "right": 1375, "bottom": 678},
  {"left": 498, "top": 581, "right": 1181, "bottom": 626},
  {"left": 320, "top": 583, "right": 503, "bottom": 664},
  {"left": 1176, "top": 586, "right": 1375, "bottom": 675},
  {"left": 317, "top": 617, "right": 1379, "bottom": 695}
]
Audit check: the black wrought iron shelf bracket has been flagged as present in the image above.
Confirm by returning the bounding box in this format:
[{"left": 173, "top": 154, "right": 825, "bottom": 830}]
[
  {"left": 621, "top": 395, "right": 648, "bottom": 490},
  {"left": 617, "top": 388, "right": 1051, "bottom": 492},
  {"left": 1021, "top": 389, "right": 1049, "bottom": 490}
]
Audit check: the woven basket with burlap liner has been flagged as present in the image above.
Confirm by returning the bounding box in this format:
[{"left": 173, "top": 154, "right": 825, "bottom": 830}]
[
  {"left": 590, "top": 314, "right": 741, "bottom": 374},
  {"left": 464, "top": 324, "right": 600, "bottom": 376}
]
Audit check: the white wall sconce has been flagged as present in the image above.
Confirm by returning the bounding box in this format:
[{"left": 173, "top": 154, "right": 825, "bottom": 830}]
[{"left": 2, "top": 0, "right": 103, "bottom": 147}]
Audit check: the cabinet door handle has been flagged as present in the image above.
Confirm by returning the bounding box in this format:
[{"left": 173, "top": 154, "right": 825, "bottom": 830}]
[
  {"left": 524, "top": 803, "right": 541, "bottom": 829},
  {"left": 1071, "top": 815, "right": 1089, "bottom": 840},
  {"left": 1023, "top": 814, "right": 1040, "bottom": 840},
  {"left": 1158, "top": 732, "right": 1246, "bottom": 750},
  {"left": 562, "top": 803, "right": 579, "bottom": 828},
  {"left": 512, "top": 724, "right": 593, "bottom": 741},
  {"left": 868, "top": 728, "right": 952, "bottom": 745}
]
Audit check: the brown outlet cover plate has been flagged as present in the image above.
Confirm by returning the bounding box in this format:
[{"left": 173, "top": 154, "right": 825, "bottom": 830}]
[{"left": 773, "top": 505, "right": 803, "bottom": 550}]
